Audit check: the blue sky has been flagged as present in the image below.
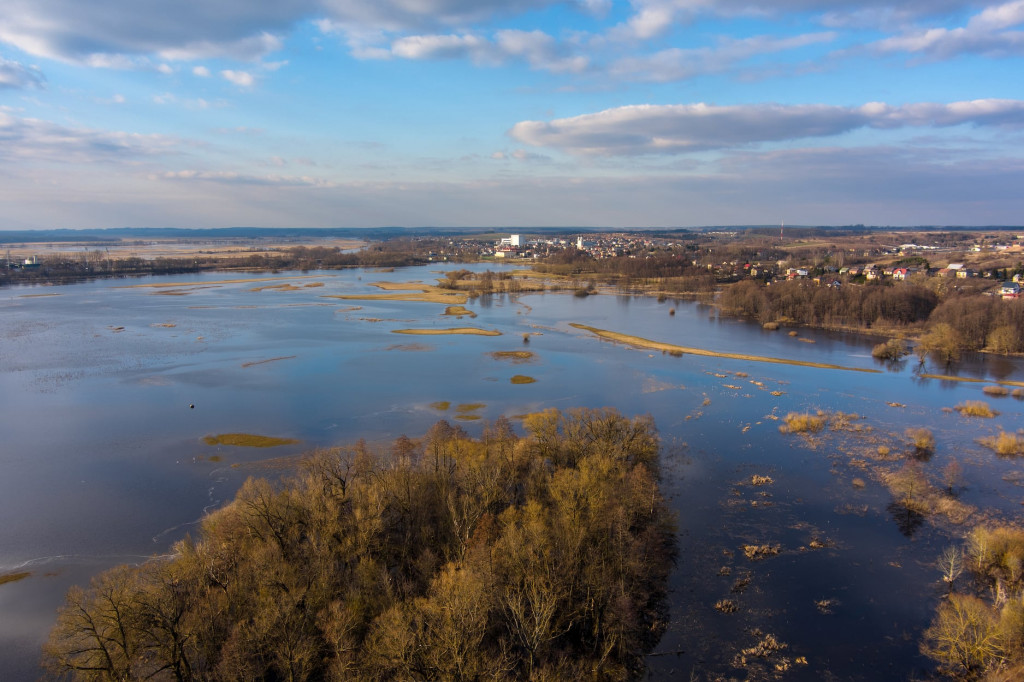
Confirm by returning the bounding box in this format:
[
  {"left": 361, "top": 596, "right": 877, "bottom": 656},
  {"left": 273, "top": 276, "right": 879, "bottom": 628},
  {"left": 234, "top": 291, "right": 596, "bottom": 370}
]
[{"left": 2, "top": 0, "right": 1024, "bottom": 229}]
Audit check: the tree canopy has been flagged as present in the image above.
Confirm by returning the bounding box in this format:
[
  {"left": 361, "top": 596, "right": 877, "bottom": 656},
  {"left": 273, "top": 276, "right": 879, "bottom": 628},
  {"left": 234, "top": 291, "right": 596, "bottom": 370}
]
[{"left": 44, "top": 408, "right": 676, "bottom": 681}]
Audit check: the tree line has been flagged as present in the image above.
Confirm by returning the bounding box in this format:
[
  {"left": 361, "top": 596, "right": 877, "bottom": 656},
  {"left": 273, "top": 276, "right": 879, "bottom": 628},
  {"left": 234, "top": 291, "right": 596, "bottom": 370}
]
[
  {"left": 44, "top": 409, "right": 676, "bottom": 681},
  {"left": 718, "top": 279, "right": 939, "bottom": 329},
  {"left": 718, "top": 279, "right": 1024, "bottom": 357}
]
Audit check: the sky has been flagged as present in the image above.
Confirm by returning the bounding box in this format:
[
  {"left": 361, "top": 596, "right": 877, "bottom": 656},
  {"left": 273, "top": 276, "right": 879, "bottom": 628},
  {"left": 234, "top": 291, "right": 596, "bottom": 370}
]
[{"left": 2, "top": 1, "right": 1024, "bottom": 230}]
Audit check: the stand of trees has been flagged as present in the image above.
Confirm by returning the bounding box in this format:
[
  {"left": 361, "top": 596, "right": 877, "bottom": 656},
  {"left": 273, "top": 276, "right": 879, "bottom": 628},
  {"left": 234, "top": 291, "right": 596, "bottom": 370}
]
[
  {"left": 922, "top": 526, "right": 1024, "bottom": 679},
  {"left": 44, "top": 409, "right": 676, "bottom": 681},
  {"left": 718, "top": 279, "right": 939, "bottom": 329}
]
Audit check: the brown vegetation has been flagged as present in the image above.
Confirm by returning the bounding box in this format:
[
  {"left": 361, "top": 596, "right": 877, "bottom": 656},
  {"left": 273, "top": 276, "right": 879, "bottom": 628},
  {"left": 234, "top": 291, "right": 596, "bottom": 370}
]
[
  {"left": 955, "top": 401, "right": 998, "bottom": 418},
  {"left": 392, "top": 327, "right": 501, "bottom": 336},
  {"left": 779, "top": 412, "right": 825, "bottom": 434},
  {"left": 488, "top": 351, "right": 535, "bottom": 363},
  {"left": 202, "top": 434, "right": 300, "bottom": 448},
  {"left": 979, "top": 431, "right": 1024, "bottom": 457},
  {"left": 0, "top": 571, "right": 31, "bottom": 586},
  {"left": 872, "top": 338, "right": 910, "bottom": 360},
  {"left": 922, "top": 526, "right": 1024, "bottom": 678},
  {"left": 510, "top": 375, "right": 536, "bottom": 384},
  {"left": 569, "top": 323, "right": 881, "bottom": 374},
  {"left": 45, "top": 409, "right": 675, "bottom": 681}
]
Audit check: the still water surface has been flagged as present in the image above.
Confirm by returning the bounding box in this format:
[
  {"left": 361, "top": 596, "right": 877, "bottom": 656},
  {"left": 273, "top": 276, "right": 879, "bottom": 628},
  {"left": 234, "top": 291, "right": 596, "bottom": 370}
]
[{"left": 2, "top": 265, "right": 1023, "bottom": 679}]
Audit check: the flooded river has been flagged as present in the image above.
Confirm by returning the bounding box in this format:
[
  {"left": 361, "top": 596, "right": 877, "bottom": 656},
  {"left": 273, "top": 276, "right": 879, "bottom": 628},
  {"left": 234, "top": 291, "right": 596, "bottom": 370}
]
[{"left": 1, "top": 265, "right": 1022, "bottom": 679}]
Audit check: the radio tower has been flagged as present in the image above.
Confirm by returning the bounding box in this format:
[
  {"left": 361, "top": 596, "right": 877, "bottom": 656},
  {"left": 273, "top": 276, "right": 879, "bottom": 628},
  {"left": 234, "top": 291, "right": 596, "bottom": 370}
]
[{"left": 780, "top": 220, "right": 784, "bottom": 241}]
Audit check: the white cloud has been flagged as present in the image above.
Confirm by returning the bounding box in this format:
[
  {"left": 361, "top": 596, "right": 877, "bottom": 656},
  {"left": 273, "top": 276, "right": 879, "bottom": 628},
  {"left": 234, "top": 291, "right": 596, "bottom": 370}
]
[
  {"left": 372, "top": 29, "right": 588, "bottom": 73},
  {"left": 871, "top": 0, "right": 1024, "bottom": 58},
  {"left": 510, "top": 99, "right": 1024, "bottom": 155},
  {"left": 0, "top": 0, "right": 558, "bottom": 65},
  {"left": 221, "top": 69, "right": 255, "bottom": 86},
  {"left": 157, "top": 63, "right": 173, "bottom": 74},
  {"left": 193, "top": 65, "right": 211, "bottom": 77},
  {"left": 610, "top": 31, "right": 835, "bottom": 82},
  {"left": 157, "top": 169, "right": 336, "bottom": 187},
  {"left": 0, "top": 57, "right": 46, "bottom": 89},
  {"left": 0, "top": 111, "right": 180, "bottom": 163},
  {"left": 391, "top": 33, "right": 490, "bottom": 61}
]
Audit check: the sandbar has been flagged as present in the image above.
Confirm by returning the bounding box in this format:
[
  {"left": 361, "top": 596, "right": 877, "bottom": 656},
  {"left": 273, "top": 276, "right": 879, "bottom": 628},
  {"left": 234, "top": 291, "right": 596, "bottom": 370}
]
[
  {"left": 570, "top": 323, "right": 881, "bottom": 374},
  {"left": 392, "top": 327, "right": 501, "bottom": 336},
  {"left": 203, "top": 433, "right": 300, "bottom": 447},
  {"left": 920, "top": 374, "right": 1024, "bottom": 387}
]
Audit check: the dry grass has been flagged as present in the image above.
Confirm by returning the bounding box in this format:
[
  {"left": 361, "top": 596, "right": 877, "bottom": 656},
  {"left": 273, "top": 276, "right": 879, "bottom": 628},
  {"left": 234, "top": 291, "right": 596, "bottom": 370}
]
[
  {"left": 489, "top": 350, "right": 535, "bottom": 363},
  {"left": 324, "top": 290, "right": 469, "bottom": 304},
  {"left": 0, "top": 571, "right": 31, "bottom": 585},
  {"left": 203, "top": 434, "right": 300, "bottom": 448},
  {"left": 750, "top": 475, "right": 774, "bottom": 486},
  {"left": 907, "top": 427, "right": 936, "bottom": 452},
  {"left": 983, "top": 385, "right": 1010, "bottom": 397},
  {"left": 510, "top": 375, "right": 537, "bottom": 384},
  {"left": 921, "top": 374, "right": 1024, "bottom": 388},
  {"left": 392, "top": 327, "right": 501, "bottom": 336},
  {"left": 1013, "top": 389, "right": 1024, "bottom": 399},
  {"left": 779, "top": 412, "right": 825, "bottom": 433},
  {"left": 954, "top": 401, "right": 998, "bottom": 418},
  {"left": 742, "top": 544, "right": 781, "bottom": 560},
  {"left": 251, "top": 283, "right": 303, "bottom": 292},
  {"left": 881, "top": 464, "right": 976, "bottom": 525},
  {"left": 430, "top": 401, "right": 451, "bottom": 411},
  {"left": 443, "top": 305, "right": 476, "bottom": 318},
  {"left": 979, "top": 431, "right": 1024, "bottom": 457},
  {"left": 124, "top": 275, "right": 326, "bottom": 289},
  {"left": 714, "top": 599, "right": 738, "bottom": 614},
  {"left": 455, "top": 403, "right": 485, "bottom": 413}
]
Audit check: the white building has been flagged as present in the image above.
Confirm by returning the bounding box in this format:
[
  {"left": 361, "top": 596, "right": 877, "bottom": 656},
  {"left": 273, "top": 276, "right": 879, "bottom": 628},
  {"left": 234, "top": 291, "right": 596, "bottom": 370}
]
[{"left": 499, "top": 234, "right": 521, "bottom": 248}]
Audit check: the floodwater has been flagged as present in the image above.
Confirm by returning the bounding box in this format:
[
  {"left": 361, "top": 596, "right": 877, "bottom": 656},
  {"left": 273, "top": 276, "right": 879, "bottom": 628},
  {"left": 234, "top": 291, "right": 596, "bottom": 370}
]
[{"left": 1, "top": 264, "right": 1022, "bottom": 679}]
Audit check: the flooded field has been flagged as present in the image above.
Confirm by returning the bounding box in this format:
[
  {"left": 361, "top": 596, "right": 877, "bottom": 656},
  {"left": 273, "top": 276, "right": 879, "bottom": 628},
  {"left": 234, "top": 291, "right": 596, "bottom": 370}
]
[{"left": 1, "top": 264, "right": 1023, "bottom": 679}]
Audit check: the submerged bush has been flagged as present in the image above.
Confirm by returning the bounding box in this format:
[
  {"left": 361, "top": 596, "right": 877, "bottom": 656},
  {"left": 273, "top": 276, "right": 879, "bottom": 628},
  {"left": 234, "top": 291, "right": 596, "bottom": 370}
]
[
  {"left": 955, "top": 401, "right": 998, "bottom": 418},
  {"left": 779, "top": 412, "right": 825, "bottom": 434},
  {"left": 979, "top": 431, "right": 1024, "bottom": 457},
  {"left": 907, "top": 427, "right": 936, "bottom": 454},
  {"left": 872, "top": 338, "right": 909, "bottom": 360}
]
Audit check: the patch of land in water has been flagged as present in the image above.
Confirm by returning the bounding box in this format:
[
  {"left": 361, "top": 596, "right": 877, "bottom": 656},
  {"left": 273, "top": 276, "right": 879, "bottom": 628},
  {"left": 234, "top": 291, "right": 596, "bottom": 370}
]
[
  {"left": 392, "top": 327, "right": 501, "bottom": 336},
  {"left": 919, "top": 373, "right": 1024, "bottom": 387},
  {"left": 0, "top": 571, "right": 31, "bottom": 586},
  {"left": 386, "top": 343, "right": 433, "bottom": 352},
  {"left": 123, "top": 275, "right": 329, "bottom": 289},
  {"left": 323, "top": 290, "right": 468, "bottom": 304},
  {"left": 241, "top": 356, "right": 297, "bottom": 368},
  {"left": 444, "top": 305, "right": 476, "bottom": 318},
  {"left": 510, "top": 375, "right": 536, "bottom": 384},
  {"left": 203, "top": 433, "right": 300, "bottom": 448},
  {"left": 569, "top": 323, "right": 882, "bottom": 374},
  {"left": 488, "top": 350, "right": 535, "bottom": 363}
]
